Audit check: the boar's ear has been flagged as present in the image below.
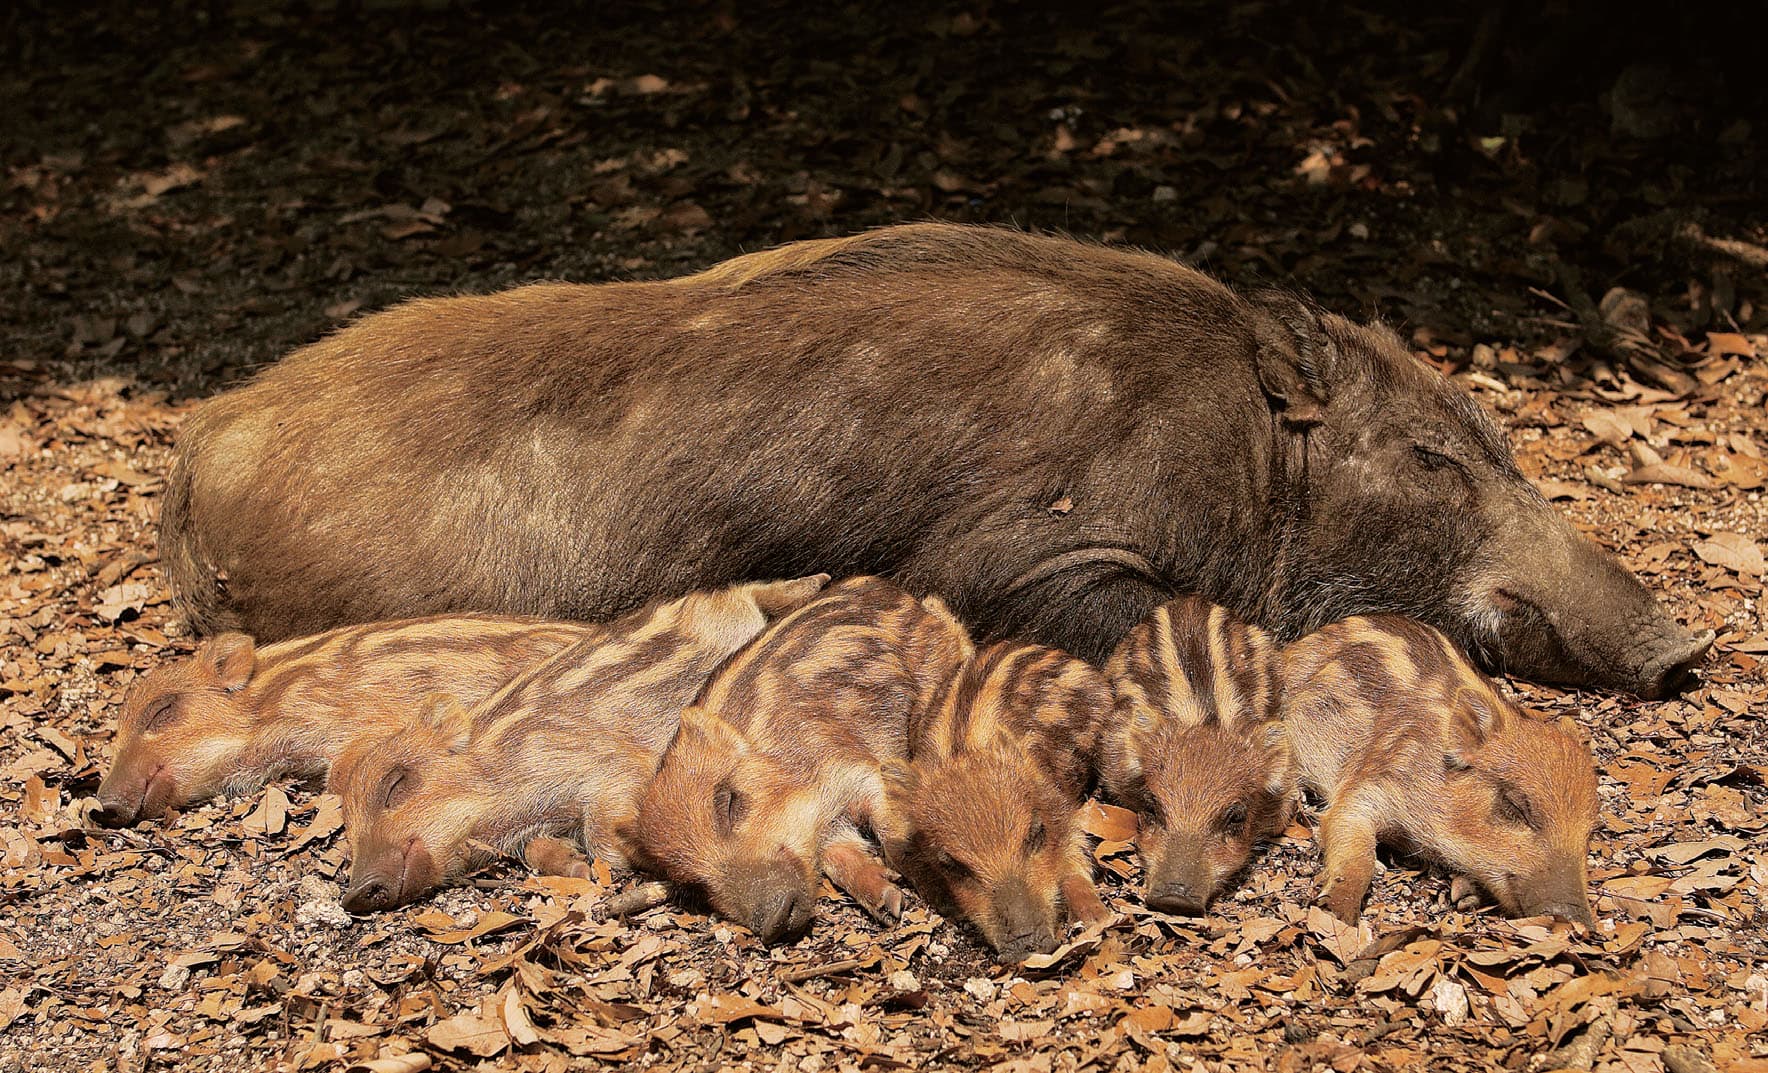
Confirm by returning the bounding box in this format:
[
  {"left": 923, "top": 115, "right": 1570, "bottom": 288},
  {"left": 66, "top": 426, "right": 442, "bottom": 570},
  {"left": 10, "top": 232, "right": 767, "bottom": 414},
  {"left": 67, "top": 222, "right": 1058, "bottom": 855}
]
[
  {"left": 750, "top": 573, "right": 832, "bottom": 616},
  {"left": 1554, "top": 715, "right": 1585, "bottom": 741},
  {"left": 206, "top": 633, "right": 257, "bottom": 693},
  {"left": 1249, "top": 290, "right": 1339, "bottom": 427}
]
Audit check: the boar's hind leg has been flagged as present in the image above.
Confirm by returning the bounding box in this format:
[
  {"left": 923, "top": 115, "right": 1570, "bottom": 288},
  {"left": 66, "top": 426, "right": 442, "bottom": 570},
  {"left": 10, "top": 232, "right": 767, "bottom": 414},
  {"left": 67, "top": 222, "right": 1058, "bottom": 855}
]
[
  {"left": 821, "top": 837, "right": 904, "bottom": 924},
  {"left": 523, "top": 835, "right": 592, "bottom": 880},
  {"left": 1059, "top": 872, "right": 1112, "bottom": 929},
  {"left": 1314, "top": 801, "right": 1380, "bottom": 923}
]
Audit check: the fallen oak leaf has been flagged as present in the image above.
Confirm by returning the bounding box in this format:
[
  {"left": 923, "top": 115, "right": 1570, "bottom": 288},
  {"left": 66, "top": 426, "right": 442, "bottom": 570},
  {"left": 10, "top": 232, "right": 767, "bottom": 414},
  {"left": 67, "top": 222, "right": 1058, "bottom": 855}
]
[
  {"left": 242, "top": 786, "right": 289, "bottom": 837},
  {"left": 286, "top": 794, "right": 342, "bottom": 852},
  {"left": 501, "top": 987, "right": 540, "bottom": 1047},
  {"left": 1019, "top": 913, "right": 1119, "bottom": 972},
  {"left": 1691, "top": 532, "right": 1765, "bottom": 578},
  {"left": 1705, "top": 332, "right": 1757, "bottom": 358},
  {"left": 423, "top": 909, "right": 529, "bottom": 945},
  {"left": 94, "top": 581, "right": 153, "bottom": 623},
  {"left": 1623, "top": 462, "right": 1713, "bottom": 489},
  {"left": 1080, "top": 801, "right": 1137, "bottom": 842},
  {"left": 426, "top": 1007, "right": 508, "bottom": 1057},
  {"left": 346, "top": 1053, "right": 432, "bottom": 1073},
  {"left": 1305, "top": 905, "right": 1373, "bottom": 966},
  {"left": 692, "top": 993, "right": 785, "bottom": 1025}
]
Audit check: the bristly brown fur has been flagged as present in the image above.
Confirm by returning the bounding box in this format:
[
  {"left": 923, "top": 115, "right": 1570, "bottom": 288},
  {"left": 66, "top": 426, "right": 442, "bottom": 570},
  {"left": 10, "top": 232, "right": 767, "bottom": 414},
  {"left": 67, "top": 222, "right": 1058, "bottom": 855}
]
[
  {"left": 1282, "top": 614, "right": 1600, "bottom": 926},
  {"left": 880, "top": 639, "right": 1115, "bottom": 962},
  {"left": 162, "top": 221, "right": 1705, "bottom": 697},
  {"left": 93, "top": 612, "right": 599, "bottom": 826}
]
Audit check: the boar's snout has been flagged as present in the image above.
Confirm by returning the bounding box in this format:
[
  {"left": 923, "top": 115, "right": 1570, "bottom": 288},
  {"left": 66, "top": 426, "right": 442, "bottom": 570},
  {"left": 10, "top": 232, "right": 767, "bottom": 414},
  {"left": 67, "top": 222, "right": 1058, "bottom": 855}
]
[
  {"left": 341, "top": 878, "right": 397, "bottom": 914},
  {"left": 1478, "top": 511, "right": 1714, "bottom": 697},
  {"left": 1532, "top": 899, "right": 1596, "bottom": 929},
  {"left": 751, "top": 888, "right": 810, "bottom": 945},
  {"left": 992, "top": 878, "right": 1058, "bottom": 964},
  {"left": 1511, "top": 873, "right": 1596, "bottom": 929},
  {"left": 1634, "top": 628, "right": 1715, "bottom": 700},
  {"left": 731, "top": 857, "right": 814, "bottom": 944}
]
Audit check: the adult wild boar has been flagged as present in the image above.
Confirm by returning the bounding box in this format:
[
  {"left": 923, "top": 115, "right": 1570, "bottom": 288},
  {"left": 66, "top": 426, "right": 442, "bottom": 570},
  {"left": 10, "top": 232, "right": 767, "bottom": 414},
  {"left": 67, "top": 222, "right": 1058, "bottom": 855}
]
[{"left": 162, "top": 224, "right": 1710, "bottom": 696}]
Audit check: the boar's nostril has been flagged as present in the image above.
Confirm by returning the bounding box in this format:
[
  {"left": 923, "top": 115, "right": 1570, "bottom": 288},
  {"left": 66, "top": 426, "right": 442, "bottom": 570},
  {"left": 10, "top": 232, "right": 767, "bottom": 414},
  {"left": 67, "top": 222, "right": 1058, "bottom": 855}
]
[
  {"left": 1641, "top": 629, "right": 1715, "bottom": 699},
  {"left": 1147, "top": 883, "right": 1207, "bottom": 916}
]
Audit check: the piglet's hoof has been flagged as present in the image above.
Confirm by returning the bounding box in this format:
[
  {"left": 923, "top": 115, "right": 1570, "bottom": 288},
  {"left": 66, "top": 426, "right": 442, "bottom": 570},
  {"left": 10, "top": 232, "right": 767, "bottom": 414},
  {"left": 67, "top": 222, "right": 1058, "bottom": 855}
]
[
  {"left": 1448, "top": 875, "right": 1482, "bottom": 911},
  {"left": 863, "top": 883, "right": 904, "bottom": 925}
]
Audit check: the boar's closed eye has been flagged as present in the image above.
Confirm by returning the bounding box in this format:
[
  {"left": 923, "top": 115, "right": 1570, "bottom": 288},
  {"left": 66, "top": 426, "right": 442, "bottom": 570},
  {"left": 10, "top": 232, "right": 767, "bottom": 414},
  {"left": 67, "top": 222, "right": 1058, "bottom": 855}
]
[
  {"left": 1411, "top": 444, "right": 1457, "bottom": 470},
  {"left": 1023, "top": 816, "right": 1047, "bottom": 854},
  {"left": 142, "top": 696, "right": 180, "bottom": 732},
  {"left": 379, "top": 766, "right": 415, "bottom": 810},
  {"left": 714, "top": 782, "right": 747, "bottom": 835},
  {"left": 1218, "top": 801, "right": 1248, "bottom": 832}
]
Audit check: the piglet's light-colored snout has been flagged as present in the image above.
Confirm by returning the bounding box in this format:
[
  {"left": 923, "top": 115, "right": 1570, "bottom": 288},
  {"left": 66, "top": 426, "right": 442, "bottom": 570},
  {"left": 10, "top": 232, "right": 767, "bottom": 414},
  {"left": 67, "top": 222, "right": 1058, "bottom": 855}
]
[
  {"left": 93, "top": 763, "right": 174, "bottom": 827},
  {"left": 343, "top": 838, "right": 437, "bottom": 913},
  {"left": 726, "top": 854, "right": 815, "bottom": 945}
]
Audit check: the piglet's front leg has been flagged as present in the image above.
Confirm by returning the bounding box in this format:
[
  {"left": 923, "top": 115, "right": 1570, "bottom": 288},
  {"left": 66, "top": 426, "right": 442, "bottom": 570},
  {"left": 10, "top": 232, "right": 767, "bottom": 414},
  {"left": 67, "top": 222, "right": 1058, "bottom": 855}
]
[
  {"left": 820, "top": 772, "right": 905, "bottom": 923},
  {"left": 1314, "top": 797, "right": 1380, "bottom": 923},
  {"left": 523, "top": 835, "right": 593, "bottom": 880},
  {"left": 1059, "top": 872, "right": 1112, "bottom": 928},
  {"left": 823, "top": 837, "right": 904, "bottom": 924}
]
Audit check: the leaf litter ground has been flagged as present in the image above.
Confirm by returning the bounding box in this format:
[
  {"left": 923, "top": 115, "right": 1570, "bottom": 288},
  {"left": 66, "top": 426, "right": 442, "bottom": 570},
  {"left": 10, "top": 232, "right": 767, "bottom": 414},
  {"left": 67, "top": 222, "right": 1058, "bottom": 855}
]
[{"left": 2, "top": 4, "right": 1765, "bottom": 1071}]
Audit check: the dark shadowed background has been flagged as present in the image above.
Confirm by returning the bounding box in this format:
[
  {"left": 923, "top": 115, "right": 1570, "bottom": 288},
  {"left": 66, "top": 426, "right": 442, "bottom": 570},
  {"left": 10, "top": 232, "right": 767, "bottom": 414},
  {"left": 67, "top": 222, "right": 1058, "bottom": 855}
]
[{"left": 1, "top": 3, "right": 1764, "bottom": 1072}]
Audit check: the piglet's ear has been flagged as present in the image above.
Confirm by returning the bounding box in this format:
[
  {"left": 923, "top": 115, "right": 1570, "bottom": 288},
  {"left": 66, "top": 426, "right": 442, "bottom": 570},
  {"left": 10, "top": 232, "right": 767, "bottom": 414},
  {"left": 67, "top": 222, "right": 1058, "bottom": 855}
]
[
  {"left": 677, "top": 706, "right": 749, "bottom": 755},
  {"left": 420, "top": 693, "right": 474, "bottom": 753},
  {"left": 206, "top": 633, "right": 257, "bottom": 693},
  {"left": 1249, "top": 290, "right": 1338, "bottom": 427},
  {"left": 1445, "top": 687, "right": 1500, "bottom": 767},
  {"left": 878, "top": 761, "right": 918, "bottom": 799},
  {"left": 750, "top": 573, "right": 831, "bottom": 616},
  {"left": 1260, "top": 721, "right": 1294, "bottom": 796},
  {"left": 1093, "top": 723, "right": 1143, "bottom": 797}
]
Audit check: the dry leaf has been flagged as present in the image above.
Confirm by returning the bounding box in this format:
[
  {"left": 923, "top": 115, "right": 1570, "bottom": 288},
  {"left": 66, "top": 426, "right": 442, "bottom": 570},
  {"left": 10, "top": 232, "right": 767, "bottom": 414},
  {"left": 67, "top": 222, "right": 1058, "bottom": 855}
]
[
  {"left": 423, "top": 910, "right": 528, "bottom": 945},
  {"left": 1080, "top": 801, "right": 1137, "bottom": 842},
  {"left": 426, "top": 1008, "right": 507, "bottom": 1057},
  {"left": 1692, "top": 532, "right": 1765, "bottom": 577}
]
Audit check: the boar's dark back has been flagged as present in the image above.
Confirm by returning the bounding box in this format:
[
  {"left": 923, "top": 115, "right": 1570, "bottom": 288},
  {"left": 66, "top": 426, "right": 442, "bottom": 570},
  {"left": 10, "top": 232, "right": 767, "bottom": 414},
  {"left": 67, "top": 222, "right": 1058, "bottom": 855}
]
[{"left": 161, "top": 224, "right": 1708, "bottom": 695}]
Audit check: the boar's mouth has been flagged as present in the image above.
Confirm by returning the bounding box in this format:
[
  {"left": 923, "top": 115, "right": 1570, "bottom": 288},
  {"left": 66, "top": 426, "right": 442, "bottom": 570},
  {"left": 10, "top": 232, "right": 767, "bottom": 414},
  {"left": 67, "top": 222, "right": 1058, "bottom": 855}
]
[{"left": 1485, "top": 587, "right": 1712, "bottom": 700}]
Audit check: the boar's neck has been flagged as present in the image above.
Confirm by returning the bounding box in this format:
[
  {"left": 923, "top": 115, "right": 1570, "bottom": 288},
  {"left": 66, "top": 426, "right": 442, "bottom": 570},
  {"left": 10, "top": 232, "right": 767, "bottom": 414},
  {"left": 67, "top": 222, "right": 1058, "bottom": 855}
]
[{"left": 1245, "top": 409, "right": 1314, "bottom": 631}]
